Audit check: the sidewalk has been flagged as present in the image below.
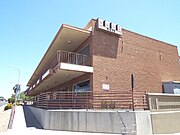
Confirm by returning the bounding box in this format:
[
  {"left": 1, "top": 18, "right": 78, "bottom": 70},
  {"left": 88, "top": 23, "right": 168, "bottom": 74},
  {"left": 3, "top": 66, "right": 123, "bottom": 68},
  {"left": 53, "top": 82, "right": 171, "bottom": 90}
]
[
  {"left": 11, "top": 106, "right": 26, "bottom": 130},
  {"left": 10, "top": 105, "right": 42, "bottom": 130},
  {"left": 0, "top": 105, "right": 11, "bottom": 133}
]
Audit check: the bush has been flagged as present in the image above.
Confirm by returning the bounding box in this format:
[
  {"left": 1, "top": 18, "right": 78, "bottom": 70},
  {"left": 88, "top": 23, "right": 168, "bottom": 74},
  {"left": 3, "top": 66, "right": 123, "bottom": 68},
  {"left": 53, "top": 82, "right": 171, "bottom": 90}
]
[
  {"left": 8, "top": 98, "right": 15, "bottom": 104},
  {"left": 4, "top": 103, "right": 13, "bottom": 111},
  {"left": 16, "top": 102, "right": 22, "bottom": 106}
]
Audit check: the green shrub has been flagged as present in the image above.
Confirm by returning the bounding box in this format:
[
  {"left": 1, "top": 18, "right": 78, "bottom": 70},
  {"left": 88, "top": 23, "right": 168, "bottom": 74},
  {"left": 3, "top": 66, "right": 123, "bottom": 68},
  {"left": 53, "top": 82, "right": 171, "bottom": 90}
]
[
  {"left": 4, "top": 103, "right": 13, "bottom": 111},
  {"left": 8, "top": 98, "right": 15, "bottom": 104},
  {"left": 16, "top": 102, "right": 22, "bottom": 106}
]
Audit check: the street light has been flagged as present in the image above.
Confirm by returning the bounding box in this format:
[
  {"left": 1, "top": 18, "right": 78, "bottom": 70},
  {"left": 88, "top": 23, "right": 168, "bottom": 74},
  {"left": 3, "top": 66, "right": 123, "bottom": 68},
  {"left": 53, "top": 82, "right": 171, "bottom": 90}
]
[
  {"left": 8, "top": 66, "right": 21, "bottom": 104},
  {"left": 8, "top": 66, "right": 20, "bottom": 85}
]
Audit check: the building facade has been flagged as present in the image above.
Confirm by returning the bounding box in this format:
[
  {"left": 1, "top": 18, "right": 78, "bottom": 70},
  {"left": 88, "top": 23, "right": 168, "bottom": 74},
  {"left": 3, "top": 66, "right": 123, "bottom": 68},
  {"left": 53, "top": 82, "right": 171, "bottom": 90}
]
[{"left": 26, "top": 18, "right": 180, "bottom": 109}]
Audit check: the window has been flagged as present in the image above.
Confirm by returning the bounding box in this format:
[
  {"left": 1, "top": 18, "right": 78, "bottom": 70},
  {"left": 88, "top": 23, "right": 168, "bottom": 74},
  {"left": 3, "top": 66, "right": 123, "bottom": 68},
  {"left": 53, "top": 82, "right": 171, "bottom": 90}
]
[
  {"left": 79, "top": 45, "right": 90, "bottom": 56},
  {"left": 73, "top": 80, "right": 90, "bottom": 92}
]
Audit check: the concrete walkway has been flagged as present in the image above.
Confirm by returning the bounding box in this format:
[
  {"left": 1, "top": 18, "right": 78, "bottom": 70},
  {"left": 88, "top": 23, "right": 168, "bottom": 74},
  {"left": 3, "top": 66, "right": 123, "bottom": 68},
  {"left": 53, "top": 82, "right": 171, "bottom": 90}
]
[
  {"left": 4, "top": 128, "right": 117, "bottom": 135},
  {"left": 11, "top": 106, "right": 26, "bottom": 129},
  {"left": 11, "top": 105, "right": 42, "bottom": 130},
  {"left": 0, "top": 105, "right": 11, "bottom": 133}
]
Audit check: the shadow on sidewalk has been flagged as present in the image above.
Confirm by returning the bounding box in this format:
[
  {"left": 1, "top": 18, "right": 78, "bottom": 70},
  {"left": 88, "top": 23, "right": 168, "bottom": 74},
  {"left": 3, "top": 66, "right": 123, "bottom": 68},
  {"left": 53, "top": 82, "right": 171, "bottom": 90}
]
[{"left": 23, "top": 105, "right": 42, "bottom": 129}]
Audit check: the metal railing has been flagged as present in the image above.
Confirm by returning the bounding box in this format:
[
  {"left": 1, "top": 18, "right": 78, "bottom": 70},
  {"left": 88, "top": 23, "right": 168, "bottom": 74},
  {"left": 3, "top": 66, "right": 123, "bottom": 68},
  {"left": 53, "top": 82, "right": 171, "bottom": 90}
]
[
  {"left": 57, "top": 50, "right": 89, "bottom": 66},
  {"left": 147, "top": 93, "right": 180, "bottom": 110},
  {"left": 36, "top": 90, "right": 147, "bottom": 110}
]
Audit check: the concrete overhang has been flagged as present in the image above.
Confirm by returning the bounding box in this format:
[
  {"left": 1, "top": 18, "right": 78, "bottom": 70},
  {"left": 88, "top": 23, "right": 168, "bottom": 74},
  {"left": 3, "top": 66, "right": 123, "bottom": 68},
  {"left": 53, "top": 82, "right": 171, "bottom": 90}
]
[
  {"left": 27, "top": 64, "right": 93, "bottom": 96},
  {"left": 27, "top": 24, "right": 91, "bottom": 87},
  {"left": 59, "top": 63, "right": 93, "bottom": 73}
]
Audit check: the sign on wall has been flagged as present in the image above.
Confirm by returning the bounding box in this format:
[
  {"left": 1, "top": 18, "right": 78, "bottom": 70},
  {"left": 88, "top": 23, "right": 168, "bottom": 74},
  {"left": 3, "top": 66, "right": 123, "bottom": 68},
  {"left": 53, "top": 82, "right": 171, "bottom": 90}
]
[
  {"left": 97, "top": 18, "right": 122, "bottom": 36},
  {"left": 102, "top": 84, "right": 110, "bottom": 91}
]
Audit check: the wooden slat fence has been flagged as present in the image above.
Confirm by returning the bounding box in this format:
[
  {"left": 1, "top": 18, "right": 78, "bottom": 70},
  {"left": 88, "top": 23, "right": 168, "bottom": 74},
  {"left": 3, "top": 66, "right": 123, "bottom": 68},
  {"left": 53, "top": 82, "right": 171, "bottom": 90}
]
[{"left": 36, "top": 90, "right": 147, "bottom": 110}]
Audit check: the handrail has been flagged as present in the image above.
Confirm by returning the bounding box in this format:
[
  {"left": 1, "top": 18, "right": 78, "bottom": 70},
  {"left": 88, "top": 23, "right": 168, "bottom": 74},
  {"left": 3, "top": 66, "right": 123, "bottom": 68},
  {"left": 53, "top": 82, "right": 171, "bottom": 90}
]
[
  {"left": 57, "top": 50, "right": 88, "bottom": 57},
  {"left": 57, "top": 50, "right": 88, "bottom": 65}
]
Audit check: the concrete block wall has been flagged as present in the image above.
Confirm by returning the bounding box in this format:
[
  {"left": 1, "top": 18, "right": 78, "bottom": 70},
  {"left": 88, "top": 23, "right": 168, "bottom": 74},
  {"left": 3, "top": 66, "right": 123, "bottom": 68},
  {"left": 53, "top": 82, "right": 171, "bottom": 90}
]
[
  {"left": 28, "top": 106, "right": 152, "bottom": 134},
  {"left": 29, "top": 106, "right": 49, "bottom": 128}
]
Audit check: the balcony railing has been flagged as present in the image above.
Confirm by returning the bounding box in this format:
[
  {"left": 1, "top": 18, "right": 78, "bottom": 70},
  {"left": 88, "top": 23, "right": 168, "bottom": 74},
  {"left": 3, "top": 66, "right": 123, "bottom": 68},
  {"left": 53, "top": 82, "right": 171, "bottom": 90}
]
[
  {"left": 147, "top": 93, "right": 180, "bottom": 110},
  {"left": 57, "top": 50, "right": 89, "bottom": 66}
]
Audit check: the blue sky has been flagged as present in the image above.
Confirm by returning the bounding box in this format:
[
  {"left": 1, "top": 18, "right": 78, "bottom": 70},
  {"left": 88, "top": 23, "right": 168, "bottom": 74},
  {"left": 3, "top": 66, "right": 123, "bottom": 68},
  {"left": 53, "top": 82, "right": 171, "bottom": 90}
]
[{"left": 0, "top": 0, "right": 180, "bottom": 99}]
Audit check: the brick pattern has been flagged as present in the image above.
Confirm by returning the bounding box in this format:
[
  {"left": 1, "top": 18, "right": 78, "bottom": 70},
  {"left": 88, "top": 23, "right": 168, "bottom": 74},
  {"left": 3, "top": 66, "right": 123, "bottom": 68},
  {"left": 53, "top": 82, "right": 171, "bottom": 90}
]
[
  {"left": 91, "top": 20, "right": 180, "bottom": 93},
  {"left": 32, "top": 19, "right": 180, "bottom": 99}
]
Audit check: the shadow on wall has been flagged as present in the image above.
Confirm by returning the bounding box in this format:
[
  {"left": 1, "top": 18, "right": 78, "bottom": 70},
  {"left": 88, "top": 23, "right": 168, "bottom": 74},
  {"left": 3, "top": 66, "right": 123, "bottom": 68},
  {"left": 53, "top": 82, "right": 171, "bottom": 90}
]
[
  {"left": 23, "top": 105, "right": 42, "bottom": 129},
  {"left": 93, "top": 30, "right": 120, "bottom": 59}
]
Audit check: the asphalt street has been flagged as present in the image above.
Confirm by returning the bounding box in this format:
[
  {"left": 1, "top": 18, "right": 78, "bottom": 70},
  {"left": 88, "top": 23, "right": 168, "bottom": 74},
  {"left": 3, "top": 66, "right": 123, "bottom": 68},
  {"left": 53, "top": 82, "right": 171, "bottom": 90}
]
[{"left": 0, "top": 101, "right": 7, "bottom": 107}]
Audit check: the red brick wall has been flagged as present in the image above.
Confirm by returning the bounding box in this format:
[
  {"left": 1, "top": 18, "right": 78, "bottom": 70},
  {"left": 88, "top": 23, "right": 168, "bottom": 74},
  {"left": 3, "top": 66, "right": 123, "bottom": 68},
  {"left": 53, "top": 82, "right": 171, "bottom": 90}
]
[
  {"left": 91, "top": 20, "right": 180, "bottom": 93},
  {"left": 31, "top": 19, "right": 180, "bottom": 96}
]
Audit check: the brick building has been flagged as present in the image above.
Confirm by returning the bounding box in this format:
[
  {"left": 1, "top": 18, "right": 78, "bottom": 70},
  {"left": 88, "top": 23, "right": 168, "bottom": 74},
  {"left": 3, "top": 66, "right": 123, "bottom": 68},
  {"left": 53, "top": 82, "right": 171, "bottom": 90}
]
[{"left": 26, "top": 18, "right": 180, "bottom": 109}]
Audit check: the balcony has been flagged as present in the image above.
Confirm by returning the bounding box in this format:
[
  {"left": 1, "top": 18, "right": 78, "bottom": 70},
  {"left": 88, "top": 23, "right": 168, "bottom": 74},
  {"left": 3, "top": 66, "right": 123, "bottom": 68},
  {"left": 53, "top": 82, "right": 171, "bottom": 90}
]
[
  {"left": 57, "top": 50, "right": 89, "bottom": 66},
  {"left": 51, "top": 50, "right": 93, "bottom": 72},
  {"left": 27, "top": 50, "right": 93, "bottom": 96},
  {"left": 26, "top": 24, "right": 93, "bottom": 96},
  {"left": 27, "top": 24, "right": 91, "bottom": 86}
]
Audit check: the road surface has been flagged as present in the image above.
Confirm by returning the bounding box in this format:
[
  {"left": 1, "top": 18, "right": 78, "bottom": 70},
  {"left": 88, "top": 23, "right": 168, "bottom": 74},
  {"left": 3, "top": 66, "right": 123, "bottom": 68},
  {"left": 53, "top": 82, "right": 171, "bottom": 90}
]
[{"left": 0, "top": 101, "right": 7, "bottom": 107}]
